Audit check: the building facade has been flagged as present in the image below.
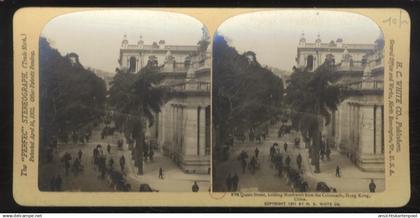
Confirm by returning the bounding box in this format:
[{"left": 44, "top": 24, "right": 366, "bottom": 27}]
[
  {"left": 296, "top": 34, "right": 385, "bottom": 172},
  {"left": 118, "top": 31, "right": 211, "bottom": 174}
]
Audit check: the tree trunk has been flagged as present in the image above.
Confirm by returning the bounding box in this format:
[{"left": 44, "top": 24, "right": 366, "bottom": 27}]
[
  {"left": 312, "top": 123, "right": 321, "bottom": 173},
  {"left": 133, "top": 121, "right": 145, "bottom": 175}
]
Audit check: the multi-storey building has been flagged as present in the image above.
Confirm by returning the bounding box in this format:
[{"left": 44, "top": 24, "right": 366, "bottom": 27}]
[
  {"left": 118, "top": 30, "right": 211, "bottom": 174},
  {"left": 296, "top": 34, "right": 385, "bottom": 172}
]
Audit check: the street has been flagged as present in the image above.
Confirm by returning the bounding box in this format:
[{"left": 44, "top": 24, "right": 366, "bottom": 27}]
[
  {"left": 39, "top": 123, "right": 210, "bottom": 192},
  {"left": 213, "top": 123, "right": 385, "bottom": 193}
]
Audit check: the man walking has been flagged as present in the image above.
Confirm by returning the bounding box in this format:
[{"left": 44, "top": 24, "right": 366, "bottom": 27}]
[
  {"left": 241, "top": 159, "right": 247, "bottom": 174},
  {"left": 232, "top": 173, "right": 239, "bottom": 191},
  {"left": 285, "top": 155, "right": 291, "bottom": 168},
  {"left": 296, "top": 153, "right": 303, "bottom": 170},
  {"left": 192, "top": 181, "right": 199, "bottom": 192},
  {"left": 369, "top": 179, "right": 376, "bottom": 192},
  {"left": 254, "top": 147, "right": 259, "bottom": 159},
  {"left": 336, "top": 165, "right": 341, "bottom": 177},
  {"left": 119, "top": 155, "right": 126, "bottom": 173},
  {"left": 62, "top": 152, "right": 72, "bottom": 176},
  {"left": 107, "top": 144, "right": 111, "bottom": 154},
  {"left": 109, "top": 158, "right": 114, "bottom": 170},
  {"left": 326, "top": 146, "right": 331, "bottom": 160},
  {"left": 284, "top": 142, "right": 288, "bottom": 152},
  {"left": 159, "top": 167, "right": 164, "bottom": 179}
]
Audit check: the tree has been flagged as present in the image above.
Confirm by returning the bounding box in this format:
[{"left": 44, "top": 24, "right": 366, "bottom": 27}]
[
  {"left": 39, "top": 37, "right": 106, "bottom": 152},
  {"left": 108, "top": 61, "right": 166, "bottom": 175},
  {"left": 212, "top": 34, "right": 284, "bottom": 157},
  {"left": 286, "top": 59, "right": 341, "bottom": 173}
]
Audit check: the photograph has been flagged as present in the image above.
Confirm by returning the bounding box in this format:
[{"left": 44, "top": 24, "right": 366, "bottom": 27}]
[
  {"left": 38, "top": 10, "right": 211, "bottom": 192},
  {"left": 212, "top": 10, "right": 385, "bottom": 193}
]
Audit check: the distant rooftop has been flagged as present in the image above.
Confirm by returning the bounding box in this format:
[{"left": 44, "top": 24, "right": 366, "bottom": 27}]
[{"left": 299, "top": 43, "right": 375, "bottom": 50}]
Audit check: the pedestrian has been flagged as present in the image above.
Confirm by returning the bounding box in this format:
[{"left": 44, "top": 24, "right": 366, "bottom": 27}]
[
  {"left": 149, "top": 149, "right": 154, "bottom": 161},
  {"left": 284, "top": 142, "right": 288, "bottom": 152},
  {"left": 78, "top": 149, "right": 83, "bottom": 161},
  {"left": 285, "top": 155, "right": 291, "bottom": 168},
  {"left": 62, "top": 152, "right": 72, "bottom": 176},
  {"left": 72, "top": 158, "right": 81, "bottom": 176},
  {"left": 93, "top": 147, "right": 99, "bottom": 169},
  {"left": 294, "top": 137, "right": 300, "bottom": 148},
  {"left": 55, "top": 174, "right": 62, "bottom": 191},
  {"left": 270, "top": 145, "right": 275, "bottom": 159},
  {"left": 99, "top": 156, "right": 106, "bottom": 179},
  {"left": 241, "top": 159, "right": 247, "bottom": 174},
  {"left": 107, "top": 144, "right": 111, "bottom": 154},
  {"left": 250, "top": 157, "right": 257, "bottom": 174},
  {"left": 326, "top": 146, "right": 331, "bottom": 160},
  {"left": 254, "top": 147, "right": 259, "bottom": 159},
  {"left": 109, "top": 158, "right": 114, "bottom": 170},
  {"left": 277, "top": 164, "right": 283, "bottom": 176},
  {"left": 320, "top": 150, "right": 325, "bottom": 161},
  {"left": 159, "top": 167, "right": 164, "bottom": 179},
  {"left": 119, "top": 155, "right": 126, "bottom": 172},
  {"left": 369, "top": 179, "right": 376, "bottom": 192},
  {"left": 225, "top": 173, "right": 232, "bottom": 191},
  {"left": 232, "top": 173, "right": 239, "bottom": 191},
  {"left": 192, "top": 181, "right": 199, "bottom": 192},
  {"left": 296, "top": 153, "right": 302, "bottom": 170},
  {"left": 336, "top": 165, "right": 341, "bottom": 177}
]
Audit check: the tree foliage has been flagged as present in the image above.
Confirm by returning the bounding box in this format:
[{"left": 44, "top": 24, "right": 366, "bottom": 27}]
[
  {"left": 286, "top": 59, "right": 341, "bottom": 172},
  {"left": 40, "top": 37, "right": 107, "bottom": 146},
  {"left": 108, "top": 61, "right": 166, "bottom": 174},
  {"left": 212, "top": 34, "right": 284, "bottom": 148}
]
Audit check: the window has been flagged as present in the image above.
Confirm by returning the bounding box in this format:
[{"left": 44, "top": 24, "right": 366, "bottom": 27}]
[
  {"left": 307, "top": 55, "right": 314, "bottom": 71},
  {"left": 129, "top": 56, "right": 136, "bottom": 73}
]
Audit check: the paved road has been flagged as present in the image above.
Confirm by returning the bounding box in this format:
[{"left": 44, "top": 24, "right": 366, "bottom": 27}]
[
  {"left": 213, "top": 126, "right": 295, "bottom": 192},
  {"left": 214, "top": 123, "right": 385, "bottom": 192},
  {"left": 39, "top": 123, "right": 210, "bottom": 192}
]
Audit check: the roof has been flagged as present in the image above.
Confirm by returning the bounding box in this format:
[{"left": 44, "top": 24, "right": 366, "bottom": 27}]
[
  {"left": 122, "top": 44, "right": 198, "bottom": 52},
  {"left": 299, "top": 43, "right": 375, "bottom": 50}
]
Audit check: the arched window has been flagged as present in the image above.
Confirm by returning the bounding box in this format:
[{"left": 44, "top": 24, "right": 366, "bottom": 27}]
[
  {"left": 307, "top": 55, "right": 314, "bottom": 71},
  {"left": 129, "top": 56, "right": 136, "bottom": 73}
]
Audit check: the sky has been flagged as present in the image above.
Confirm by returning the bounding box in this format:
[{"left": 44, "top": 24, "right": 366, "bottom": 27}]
[
  {"left": 217, "top": 10, "right": 383, "bottom": 71},
  {"left": 41, "top": 10, "right": 204, "bottom": 73}
]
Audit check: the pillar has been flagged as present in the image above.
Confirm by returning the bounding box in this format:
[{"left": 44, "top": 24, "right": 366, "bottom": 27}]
[
  {"left": 183, "top": 106, "right": 199, "bottom": 156},
  {"left": 358, "top": 105, "right": 374, "bottom": 155},
  {"left": 199, "top": 106, "right": 206, "bottom": 156}
]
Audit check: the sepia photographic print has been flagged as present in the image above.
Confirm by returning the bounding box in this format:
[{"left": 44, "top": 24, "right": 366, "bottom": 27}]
[
  {"left": 13, "top": 8, "right": 410, "bottom": 207},
  {"left": 38, "top": 10, "right": 211, "bottom": 192},
  {"left": 212, "top": 10, "right": 386, "bottom": 193}
]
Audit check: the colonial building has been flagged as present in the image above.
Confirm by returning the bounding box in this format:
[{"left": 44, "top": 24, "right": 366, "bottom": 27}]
[
  {"left": 296, "top": 34, "right": 375, "bottom": 72},
  {"left": 296, "top": 34, "right": 385, "bottom": 172},
  {"left": 118, "top": 35, "right": 198, "bottom": 73},
  {"left": 118, "top": 30, "right": 211, "bottom": 174}
]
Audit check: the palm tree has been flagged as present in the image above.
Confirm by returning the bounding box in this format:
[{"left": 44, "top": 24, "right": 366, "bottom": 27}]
[
  {"left": 286, "top": 59, "right": 340, "bottom": 173},
  {"left": 108, "top": 60, "right": 166, "bottom": 175}
]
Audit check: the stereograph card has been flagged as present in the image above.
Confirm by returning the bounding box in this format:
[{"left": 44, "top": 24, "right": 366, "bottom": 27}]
[{"left": 12, "top": 8, "right": 410, "bottom": 207}]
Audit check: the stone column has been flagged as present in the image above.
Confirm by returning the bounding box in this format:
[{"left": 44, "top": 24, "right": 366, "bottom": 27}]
[
  {"left": 183, "top": 106, "right": 199, "bottom": 156},
  {"left": 172, "top": 106, "right": 176, "bottom": 153},
  {"left": 358, "top": 105, "right": 374, "bottom": 155},
  {"left": 375, "top": 105, "right": 383, "bottom": 154},
  {"left": 199, "top": 106, "right": 206, "bottom": 156}
]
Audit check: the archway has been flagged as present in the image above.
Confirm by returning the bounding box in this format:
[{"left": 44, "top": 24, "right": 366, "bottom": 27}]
[
  {"left": 129, "top": 56, "right": 136, "bottom": 73},
  {"left": 307, "top": 55, "right": 314, "bottom": 71}
]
